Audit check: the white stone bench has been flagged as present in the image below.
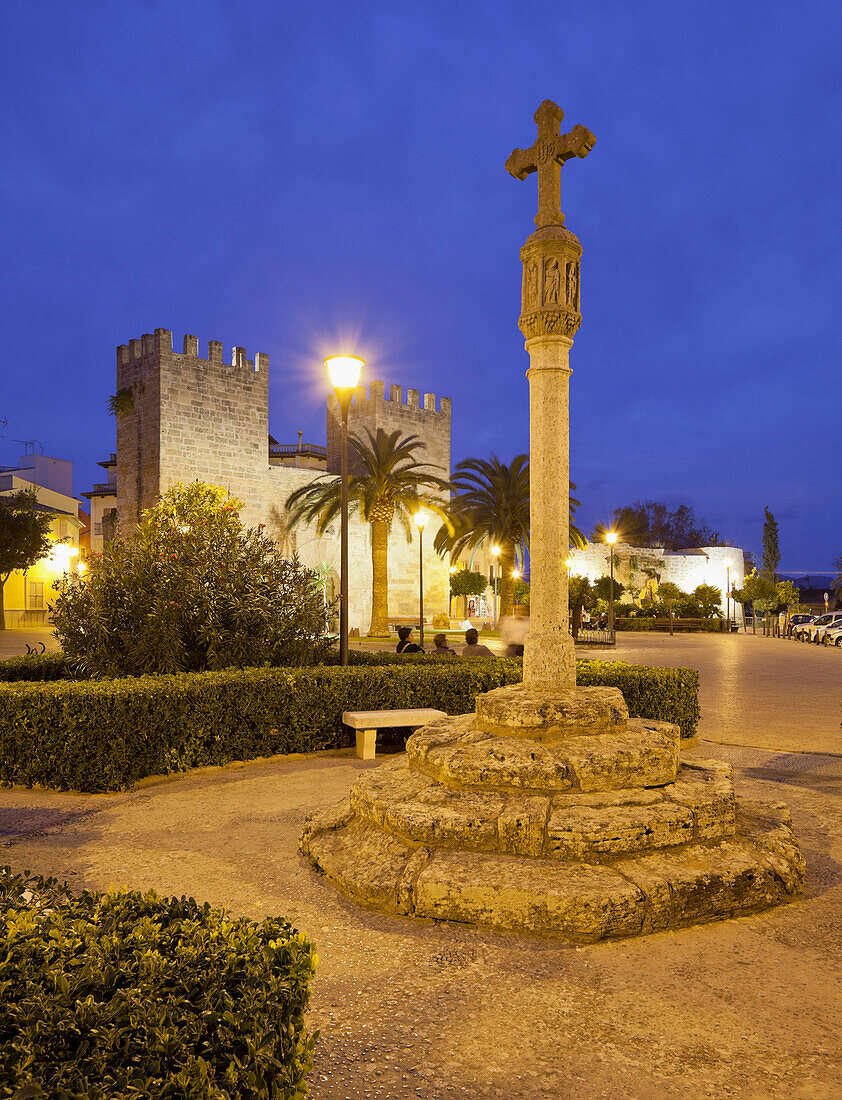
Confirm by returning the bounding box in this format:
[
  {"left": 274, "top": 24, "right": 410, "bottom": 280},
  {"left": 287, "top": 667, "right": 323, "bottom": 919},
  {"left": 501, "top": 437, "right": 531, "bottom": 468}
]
[{"left": 343, "top": 708, "right": 447, "bottom": 760}]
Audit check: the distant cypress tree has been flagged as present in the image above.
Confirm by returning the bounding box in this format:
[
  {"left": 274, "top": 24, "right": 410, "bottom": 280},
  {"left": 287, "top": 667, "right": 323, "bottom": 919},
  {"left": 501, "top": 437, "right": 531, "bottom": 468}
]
[{"left": 761, "top": 506, "right": 780, "bottom": 581}]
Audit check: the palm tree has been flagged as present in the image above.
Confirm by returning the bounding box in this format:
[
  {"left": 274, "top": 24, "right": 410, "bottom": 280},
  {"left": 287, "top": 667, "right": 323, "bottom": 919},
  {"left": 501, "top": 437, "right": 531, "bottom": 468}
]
[
  {"left": 434, "top": 454, "right": 586, "bottom": 620},
  {"left": 284, "top": 428, "right": 451, "bottom": 636}
]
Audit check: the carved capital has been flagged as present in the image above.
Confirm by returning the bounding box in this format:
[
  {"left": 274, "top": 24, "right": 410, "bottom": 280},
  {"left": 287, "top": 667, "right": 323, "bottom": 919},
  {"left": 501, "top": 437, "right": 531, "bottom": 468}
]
[{"left": 519, "top": 226, "right": 583, "bottom": 342}]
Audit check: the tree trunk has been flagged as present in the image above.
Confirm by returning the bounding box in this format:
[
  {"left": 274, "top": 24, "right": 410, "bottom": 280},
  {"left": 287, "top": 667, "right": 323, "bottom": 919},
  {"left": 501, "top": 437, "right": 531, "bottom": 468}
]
[
  {"left": 668, "top": 600, "right": 674, "bottom": 636},
  {"left": 571, "top": 601, "right": 582, "bottom": 639},
  {"left": 367, "top": 519, "right": 390, "bottom": 635}
]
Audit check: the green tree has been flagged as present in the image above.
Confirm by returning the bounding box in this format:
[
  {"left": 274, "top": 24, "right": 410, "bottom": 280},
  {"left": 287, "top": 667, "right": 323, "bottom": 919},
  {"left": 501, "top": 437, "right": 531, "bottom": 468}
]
[
  {"left": 449, "top": 568, "right": 488, "bottom": 619},
  {"left": 692, "top": 583, "right": 723, "bottom": 619},
  {"left": 512, "top": 577, "right": 530, "bottom": 609},
  {"left": 776, "top": 580, "right": 800, "bottom": 632},
  {"left": 761, "top": 506, "right": 780, "bottom": 581},
  {"left": 732, "top": 569, "right": 778, "bottom": 635},
  {"left": 592, "top": 575, "right": 626, "bottom": 604},
  {"left": 0, "top": 488, "right": 55, "bottom": 630},
  {"left": 831, "top": 555, "right": 842, "bottom": 607},
  {"left": 591, "top": 501, "right": 721, "bottom": 550},
  {"left": 51, "top": 482, "right": 331, "bottom": 676},
  {"left": 568, "top": 575, "right": 594, "bottom": 639},
  {"left": 435, "top": 454, "right": 585, "bottom": 621},
  {"left": 656, "top": 581, "right": 686, "bottom": 635},
  {"left": 285, "top": 428, "right": 451, "bottom": 637}
]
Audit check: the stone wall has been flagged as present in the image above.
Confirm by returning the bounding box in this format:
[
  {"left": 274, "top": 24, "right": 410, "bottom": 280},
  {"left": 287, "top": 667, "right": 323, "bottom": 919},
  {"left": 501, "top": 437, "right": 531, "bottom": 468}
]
[
  {"left": 327, "top": 382, "right": 451, "bottom": 482},
  {"left": 115, "top": 332, "right": 451, "bottom": 632},
  {"left": 568, "top": 543, "right": 745, "bottom": 618}
]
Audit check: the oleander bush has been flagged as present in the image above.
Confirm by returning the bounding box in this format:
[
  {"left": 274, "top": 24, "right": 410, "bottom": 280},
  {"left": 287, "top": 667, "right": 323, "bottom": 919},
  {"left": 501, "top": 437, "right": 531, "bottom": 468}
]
[
  {"left": 0, "top": 658, "right": 699, "bottom": 792},
  {"left": 51, "top": 482, "right": 332, "bottom": 678},
  {"left": 0, "top": 866, "right": 317, "bottom": 1100}
]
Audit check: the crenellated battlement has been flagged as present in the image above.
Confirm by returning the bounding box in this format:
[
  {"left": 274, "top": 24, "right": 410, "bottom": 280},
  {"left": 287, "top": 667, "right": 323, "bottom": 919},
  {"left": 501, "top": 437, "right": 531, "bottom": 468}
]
[
  {"left": 116, "top": 329, "right": 268, "bottom": 373},
  {"left": 327, "top": 381, "right": 451, "bottom": 416}
]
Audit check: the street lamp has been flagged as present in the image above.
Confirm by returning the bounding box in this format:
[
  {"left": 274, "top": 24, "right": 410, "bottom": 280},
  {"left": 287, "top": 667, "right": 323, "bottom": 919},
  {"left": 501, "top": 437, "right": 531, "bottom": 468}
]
[
  {"left": 325, "top": 354, "right": 364, "bottom": 666},
  {"left": 414, "top": 511, "right": 428, "bottom": 648},
  {"left": 606, "top": 531, "right": 618, "bottom": 639},
  {"left": 490, "top": 545, "right": 500, "bottom": 627},
  {"left": 725, "top": 559, "right": 732, "bottom": 631}
]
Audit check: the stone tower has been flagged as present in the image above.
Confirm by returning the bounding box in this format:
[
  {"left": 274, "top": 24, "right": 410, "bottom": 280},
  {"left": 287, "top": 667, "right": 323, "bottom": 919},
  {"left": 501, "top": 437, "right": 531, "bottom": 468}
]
[
  {"left": 326, "top": 382, "right": 451, "bottom": 480},
  {"left": 115, "top": 329, "right": 269, "bottom": 531}
]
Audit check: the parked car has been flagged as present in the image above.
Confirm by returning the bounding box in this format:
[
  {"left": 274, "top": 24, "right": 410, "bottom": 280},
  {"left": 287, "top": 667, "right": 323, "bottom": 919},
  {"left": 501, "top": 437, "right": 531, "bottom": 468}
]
[
  {"left": 795, "top": 611, "right": 842, "bottom": 642},
  {"left": 786, "top": 613, "right": 815, "bottom": 638},
  {"left": 818, "top": 620, "right": 840, "bottom": 642}
]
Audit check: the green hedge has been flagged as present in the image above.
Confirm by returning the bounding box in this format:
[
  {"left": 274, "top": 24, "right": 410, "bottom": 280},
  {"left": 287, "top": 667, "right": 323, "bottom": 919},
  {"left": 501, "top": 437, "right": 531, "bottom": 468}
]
[
  {"left": 0, "top": 658, "right": 699, "bottom": 792},
  {"left": 616, "top": 617, "right": 724, "bottom": 633},
  {"left": 0, "top": 652, "right": 71, "bottom": 681},
  {"left": 0, "top": 866, "right": 316, "bottom": 1099}
]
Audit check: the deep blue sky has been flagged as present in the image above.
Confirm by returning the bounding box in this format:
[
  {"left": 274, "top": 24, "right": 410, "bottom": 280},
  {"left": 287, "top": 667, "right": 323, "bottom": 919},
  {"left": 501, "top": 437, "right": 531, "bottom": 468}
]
[{"left": 2, "top": 1, "right": 840, "bottom": 570}]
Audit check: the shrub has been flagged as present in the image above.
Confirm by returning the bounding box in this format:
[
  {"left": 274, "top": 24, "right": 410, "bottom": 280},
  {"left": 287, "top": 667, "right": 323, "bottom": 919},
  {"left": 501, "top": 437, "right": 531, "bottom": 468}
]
[
  {"left": 0, "top": 866, "right": 316, "bottom": 1099},
  {"left": 431, "top": 613, "right": 450, "bottom": 629},
  {"left": 51, "top": 482, "right": 332, "bottom": 677},
  {"left": 0, "top": 658, "right": 700, "bottom": 792},
  {"left": 0, "top": 651, "right": 70, "bottom": 682}
]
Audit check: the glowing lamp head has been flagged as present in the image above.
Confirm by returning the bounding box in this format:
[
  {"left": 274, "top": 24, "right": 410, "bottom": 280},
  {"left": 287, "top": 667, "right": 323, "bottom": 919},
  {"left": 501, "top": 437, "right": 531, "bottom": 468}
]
[
  {"left": 513, "top": 569, "right": 520, "bottom": 579},
  {"left": 77, "top": 561, "right": 87, "bottom": 575},
  {"left": 725, "top": 559, "right": 732, "bottom": 569},
  {"left": 491, "top": 545, "right": 500, "bottom": 557},
  {"left": 565, "top": 557, "right": 573, "bottom": 569},
  {"left": 449, "top": 565, "right": 458, "bottom": 574},
  {"left": 414, "top": 510, "right": 428, "bottom": 531},
  {"left": 606, "top": 531, "right": 618, "bottom": 545},
  {"left": 325, "top": 355, "right": 364, "bottom": 390}
]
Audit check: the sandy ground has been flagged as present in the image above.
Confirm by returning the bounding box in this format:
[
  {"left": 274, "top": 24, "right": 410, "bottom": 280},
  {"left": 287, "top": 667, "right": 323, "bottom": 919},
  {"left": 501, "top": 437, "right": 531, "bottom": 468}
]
[{"left": 1, "top": 630, "right": 840, "bottom": 1097}]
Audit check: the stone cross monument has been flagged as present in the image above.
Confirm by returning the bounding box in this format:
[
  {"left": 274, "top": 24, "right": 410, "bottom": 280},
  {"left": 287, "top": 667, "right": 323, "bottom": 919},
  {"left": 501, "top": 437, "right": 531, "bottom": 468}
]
[
  {"left": 301, "top": 100, "right": 804, "bottom": 940},
  {"left": 505, "top": 99, "right": 595, "bottom": 690}
]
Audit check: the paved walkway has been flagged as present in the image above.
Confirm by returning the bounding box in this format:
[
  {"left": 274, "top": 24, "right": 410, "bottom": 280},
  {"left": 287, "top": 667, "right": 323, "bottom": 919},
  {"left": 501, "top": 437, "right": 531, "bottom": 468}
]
[
  {"left": 2, "top": 629, "right": 841, "bottom": 1096},
  {"left": 580, "top": 632, "right": 842, "bottom": 756},
  {"left": 1, "top": 743, "right": 839, "bottom": 1099}
]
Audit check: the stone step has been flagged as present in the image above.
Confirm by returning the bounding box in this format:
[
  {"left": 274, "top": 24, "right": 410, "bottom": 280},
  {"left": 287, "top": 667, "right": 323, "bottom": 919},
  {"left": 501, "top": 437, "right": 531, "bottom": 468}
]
[
  {"left": 349, "top": 758, "right": 735, "bottom": 859},
  {"left": 407, "top": 715, "right": 681, "bottom": 792},
  {"left": 301, "top": 796, "right": 802, "bottom": 941}
]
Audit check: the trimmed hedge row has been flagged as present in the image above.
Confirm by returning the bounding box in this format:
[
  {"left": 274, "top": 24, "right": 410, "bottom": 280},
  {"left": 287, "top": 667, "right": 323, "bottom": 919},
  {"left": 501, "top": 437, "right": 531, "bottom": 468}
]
[
  {"left": 0, "top": 866, "right": 316, "bottom": 1099},
  {"left": 0, "top": 651, "right": 71, "bottom": 681},
  {"left": 616, "top": 617, "right": 724, "bottom": 633},
  {"left": 0, "top": 658, "right": 700, "bottom": 792}
]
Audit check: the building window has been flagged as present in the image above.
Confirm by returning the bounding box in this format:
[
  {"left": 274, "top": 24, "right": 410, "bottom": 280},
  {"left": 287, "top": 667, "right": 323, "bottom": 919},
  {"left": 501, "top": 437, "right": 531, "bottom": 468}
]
[
  {"left": 29, "top": 581, "right": 44, "bottom": 609},
  {"left": 94, "top": 521, "right": 102, "bottom": 535}
]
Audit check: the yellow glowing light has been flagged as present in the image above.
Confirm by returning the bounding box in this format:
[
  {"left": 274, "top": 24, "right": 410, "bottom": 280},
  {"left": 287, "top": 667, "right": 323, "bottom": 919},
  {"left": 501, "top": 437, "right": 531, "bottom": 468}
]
[
  {"left": 414, "top": 511, "right": 428, "bottom": 530},
  {"left": 724, "top": 558, "right": 732, "bottom": 569},
  {"left": 77, "top": 561, "right": 87, "bottom": 574},
  {"left": 491, "top": 545, "right": 500, "bottom": 557},
  {"left": 325, "top": 355, "right": 365, "bottom": 390},
  {"left": 513, "top": 569, "right": 520, "bottom": 579},
  {"left": 449, "top": 565, "right": 458, "bottom": 573},
  {"left": 565, "top": 557, "right": 573, "bottom": 569},
  {"left": 606, "top": 531, "right": 618, "bottom": 545}
]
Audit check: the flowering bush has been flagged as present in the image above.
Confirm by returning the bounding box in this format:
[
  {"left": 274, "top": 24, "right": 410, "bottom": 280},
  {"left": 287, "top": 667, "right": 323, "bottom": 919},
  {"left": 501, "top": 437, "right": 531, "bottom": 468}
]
[{"left": 52, "top": 482, "right": 333, "bottom": 677}]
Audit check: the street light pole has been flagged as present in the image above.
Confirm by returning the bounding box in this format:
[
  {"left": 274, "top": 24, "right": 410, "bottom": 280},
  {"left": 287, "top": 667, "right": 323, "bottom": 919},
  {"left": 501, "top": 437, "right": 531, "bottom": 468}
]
[
  {"left": 606, "top": 531, "right": 618, "bottom": 641},
  {"left": 725, "top": 560, "right": 731, "bottom": 632},
  {"left": 491, "top": 544, "right": 500, "bottom": 627},
  {"left": 325, "top": 355, "right": 365, "bottom": 667}
]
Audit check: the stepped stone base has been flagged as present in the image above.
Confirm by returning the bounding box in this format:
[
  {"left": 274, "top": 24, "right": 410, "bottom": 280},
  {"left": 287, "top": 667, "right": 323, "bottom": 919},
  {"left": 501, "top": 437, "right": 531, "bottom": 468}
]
[{"left": 301, "top": 687, "right": 804, "bottom": 941}]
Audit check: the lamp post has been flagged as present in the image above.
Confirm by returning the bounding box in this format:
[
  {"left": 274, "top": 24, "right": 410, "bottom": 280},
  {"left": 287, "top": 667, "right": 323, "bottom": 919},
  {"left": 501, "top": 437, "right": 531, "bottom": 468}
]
[
  {"left": 491, "top": 545, "right": 500, "bottom": 627},
  {"left": 606, "top": 532, "right": 618, "bottom": 640},
  {"left": 725, "top": 559, "right": 732, "bottom": 632},
  {"left": 325, "top": 354, "right": 364, "bottom": 666},
  {"left": 414, "top": 511, "right": 428, "bottom": 648}
]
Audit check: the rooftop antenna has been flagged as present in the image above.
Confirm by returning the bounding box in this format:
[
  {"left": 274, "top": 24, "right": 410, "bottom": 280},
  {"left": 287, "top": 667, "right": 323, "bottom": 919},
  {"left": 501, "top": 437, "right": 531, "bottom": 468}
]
[{"left": 14, "top": 439, "right": 44, "bottom": 455}]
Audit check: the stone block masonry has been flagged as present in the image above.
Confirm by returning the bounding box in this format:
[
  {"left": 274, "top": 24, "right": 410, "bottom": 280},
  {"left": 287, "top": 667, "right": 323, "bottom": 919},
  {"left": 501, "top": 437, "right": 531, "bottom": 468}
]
[{"left": 114, "top": 331, "right": 452, "bottom": 631}]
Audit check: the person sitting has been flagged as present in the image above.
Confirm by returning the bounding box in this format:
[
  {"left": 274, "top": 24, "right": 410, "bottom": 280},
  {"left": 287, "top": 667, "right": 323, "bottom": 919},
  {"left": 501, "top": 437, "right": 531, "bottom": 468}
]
[
  {"left": 461, "top": 627, "right": 495, "bottom": 657},
  {"left": 396, "top": 626, "right": 424, "bottom": 654},
  {"left": 431, "top": 632, "right": 456, "bottom": 656}
]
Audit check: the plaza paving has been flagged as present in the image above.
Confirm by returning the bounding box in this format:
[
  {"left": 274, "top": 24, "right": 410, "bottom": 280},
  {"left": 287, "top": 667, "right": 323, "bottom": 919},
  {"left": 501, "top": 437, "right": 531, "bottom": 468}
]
[{"left": 1, "top": 629, "right": 840, "bottom": 1097}]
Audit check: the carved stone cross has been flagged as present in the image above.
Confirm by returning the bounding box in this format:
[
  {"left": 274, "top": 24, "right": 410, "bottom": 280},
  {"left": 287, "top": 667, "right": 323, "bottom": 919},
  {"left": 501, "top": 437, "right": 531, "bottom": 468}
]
[{"left": 506, "top": 100, "right": 595, "bottom": 228}]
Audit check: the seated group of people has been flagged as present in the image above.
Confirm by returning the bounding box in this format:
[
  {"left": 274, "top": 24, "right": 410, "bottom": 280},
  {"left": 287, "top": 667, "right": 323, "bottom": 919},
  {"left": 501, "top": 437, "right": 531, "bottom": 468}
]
[{"left": 395, "top": 626, "right": 496, "bottom": 657}]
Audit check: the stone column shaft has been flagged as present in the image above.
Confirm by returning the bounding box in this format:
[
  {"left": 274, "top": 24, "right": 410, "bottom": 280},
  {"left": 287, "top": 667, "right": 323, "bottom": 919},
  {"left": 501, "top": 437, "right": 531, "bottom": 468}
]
[{"left": 523, "top": 335, "right": 575, "bottom": 689}]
